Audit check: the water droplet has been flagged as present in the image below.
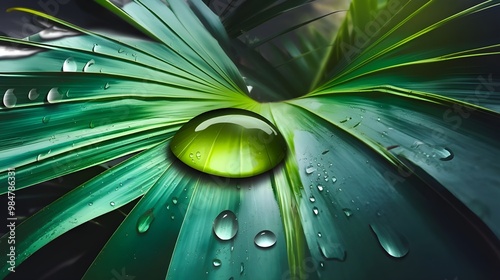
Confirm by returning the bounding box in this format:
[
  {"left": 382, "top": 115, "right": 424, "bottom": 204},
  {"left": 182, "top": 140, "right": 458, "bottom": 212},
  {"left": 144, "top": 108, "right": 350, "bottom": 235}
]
[
  {"left": 92, "top": 44, "right": 99, "bottom": 52},
  {"left": 136, "top": 208, "right": 155, "bottom": 234},
  {"left": 28, "top": 88, "right": 39, "bottom": 101},
  {"left": 172, "top": 197, "right": 178, "bottom": 205},
  {"left": 254, "top": 230, "right": 276, "bottom": 248},
  {"left": 309, "top": 195, "right": 316, "bottom": 203},
  {"left": 438, "top": 147, "right": 454, "bottom": 161},
  {"left": 104, "top": 82, "right": 110, "bottom": 89},
  {"left": 331, "top": 177, "right": 337, "bottom": 183},
  {"left": 83, "top": 59, "right": 95, "bottom": 72},
  {"left": 62, "top": 57, "right": 77, "bottom": 72},
  {"left": 317, "top": 185, "right": 324, "bottom": 192},
  {"left": 318, "top": 240, "right": 346, "bottom": 261},
  {"left": 170, "top": 108, "right": 287, "bottom": 178},
  {"left": 305, "top": 165, "right": 316, "bottom": 174},
  {"left": 213, "top": 210, "right": 238, "bottom": 241},
  {"left": 212, "top": 258, "right": 221, "bottom": 267},
  {"left": 110, "top": 201, "right": 115, "bottom": 207},
  {"left": 89, "top": 121, "right": 95, "bottom": 128},
  {"left": 240, "top": 262, "right": 244, "bottom": 274},
  {"left": 342, "top": 208, "right": 353, "bottom": 217},
  {"left": 47, "top": 87, "right": 63, "bottom": 103},
  {"left": 3, "top": 89, "right": 17, "bottom": 108},
  {"left": 39, "top": 26, "right": 78, "bottom": 40},
  {"left": 370, "top": 223, "right": 409, "bottom": 258},
  {"left": 322, "top": 150, "right": 329, "bottom": 155},
  {"left": 196, "top": 151, "right": 201, "bottom": 159},
  {"left": 313, "top": 207, "right": 319, "bottom": 215},
  {"left": 377, "top": 117, "right": 381, "bottom": 121},
  {"left": 42, "top": 116, "right": 50, "bottom": 124},
  {"left": 36, "top": 150, "right": 51, "bottom": 162},
  {"left": 317, "top": 232, "right": 322, "bottom": 238},
  {"left": 319, "top": 261, "right": 325, "bottom": 269},
  {"left": 118, "top": 48, "right": 124, "bottom": 53},
  {"left": 88, "top": 202, "right": 93, "bottom": 206}
]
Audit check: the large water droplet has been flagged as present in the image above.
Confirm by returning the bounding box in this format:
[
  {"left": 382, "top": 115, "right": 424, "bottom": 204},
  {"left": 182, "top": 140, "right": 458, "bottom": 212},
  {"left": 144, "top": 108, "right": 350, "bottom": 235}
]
[
  {"left": 136, "top": 208, "right": 155, "bottom": 234},
  {"left": 83, "top": 59, "right": 95, "bottom": 72},
  {"left": 92, "top": 44, "right": 99, "bottom": 52},
  {"left": 62, "top": 57, "right": 77, "bottom": 72},
  {"left": 3, "top": 89, "right": 17, "bottom": 108},
  {"left": 437, "top": 147, "right": 454, "bottom": 161},
  {"left": 213, "top": 210, "right": 238, "bottom": 241},
  {"left": 28, "top": 88, "right": 39, "bottom": 101},
  {"left": 170, "top": 108, "right": 287, "bottom": 178},
  {"left": 212, "top": 259, "right": 221, "bottom": 267},
  {"left": 254, "top": 230, "right": 277, "bottom": 248},
  {"left": 313, "top": 207, "right": 319, "bottom": 215},
  {"left": 370, "top": 223, "right": 409, "bottom": 258},
  {"left": 318, "top": 240, "right": 346, "bottom": 261},
  {"left": 317, "top": 185, "right": 324, "bottom": 192},
  {"left": 305, "top": 165, "right": 316, "bottom": 174},
  {"left": 47, "top": 87, "right": 63, "bottom": 103}
]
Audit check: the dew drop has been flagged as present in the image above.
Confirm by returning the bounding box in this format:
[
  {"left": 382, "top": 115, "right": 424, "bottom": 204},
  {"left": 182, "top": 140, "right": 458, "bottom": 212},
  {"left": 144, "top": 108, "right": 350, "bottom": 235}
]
[
  {"left": 305, "top": 165, "right": 316, "bottom": 174},
  {"left": 92, "top": 44, "right": 99, "bottom": 52},
  {"left": 254, "top": 230, "right": 276, "bottom": 248},
  {"left": 28, "top": 88, "right": 39, "bottom": 101},
  {"left": 89, "top": 121, "right": 95, "bottom": 129},
  {"left": 318, "top": 240, "right": 346, "bottom": 261},
  {"left": 438, "top": 147, "right": 454, "bottom": 161},
  {"left": 136, "top": 208, "right": 155, "bottom": 234},
  {"left": 370, "top": 223, "right": 409, "bottom": 258},
  {"left": 62, "top": 57, "right": 77, "bottom": 72},
  {"left": 172, "top": 197, "right": 178, "bottom": 205},
  {"left": 313, "top": 207, "right": 319, "bottom": 216},
  {"left": 110, "top": 201, "right": 115, "bottom": 207},
  {"left": 317, "top": 232, "right": 322, "bottom": 238},
  {"left": 88, "top": 202, "right": 93, "bottom": 206},
  {"left": 240, "top": 262, "right": 244, "bottom": 274},
  {"left": 42, "top": 116, "right": 50, "bottom": 124},
  {"left": 309, "top": 195, "right": 316, "bottom": 203},
  {"left": 213, "top": 210, "right": 238, "bottom": 241},
  {"left": 47, "top": 87, "right": 63, "bottom": 103},
  {"left": 104, "top": 82, "right": 110, "bottom": 90},
  {"left": 118, "top": 48, "right": 124, "bottom": 53},
  {"left": 342, "top": 208, "right": 353, "bottom": 217},
  {"left": 212, "top": 259, "right": 221, "bottom": 267},
  {"left": 317, "top": 185, "right": 324, "bottom": 192},
  {"left": 196, "top": 151, "right": 201, "bottom": 159},
  {"left": 171, "top": 108, "right": 286, "bottom": 178},
  {"left": 3, "top": 89, "right": 17, "bottom": 108},
  {"left": 331, "top": 177, "right": 337, "bottom": 183},
  {"left": 83, "top": 59, "right": 95, "bottom": 72}
]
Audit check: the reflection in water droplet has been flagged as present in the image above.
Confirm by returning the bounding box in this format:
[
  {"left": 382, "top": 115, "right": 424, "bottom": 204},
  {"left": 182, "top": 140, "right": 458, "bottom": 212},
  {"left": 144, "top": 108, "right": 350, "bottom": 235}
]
[
  {"left": 254, "top": 230, "right": 276, "bottom": 248},
  {"left": 3, "top": 89, "right": 17, "bottom": 108},
  {"left": 343, "top": 208, "right": 353, "bottom": 217},
  {"left": 318, "top": 240, "right": 346, "bottom": 261},
  {"left": 313, "top": 207, "right": 319, "bottom": 215},
  {"left": 305, "top": 165, "right": 315, "bottom": 174},
  {"left": 62, "top": 57, "right": 77, "bottom": 72},
  {"left": 213, "top": 210, "right": 238, "bottom": 241},
  {"left": 370, "top": 223, "right": 409, "bottom": 258},
  {"left": 137, "top": 208, "right": 155, "bottom": 234},
  {"left": 83, "top": 59, "right": 95, "bottom": 72},
  {"left": 47, "top": 88, "right": 63, "bottom": 103},
  {"left": 212, "top": 259, "right": 221, "bottom": 267},
  {"left": 170, "top": 108, "right": 286, "bottom": 178},
  {"left": 28, "top": 88, "right": 39, "bottom": 101}
]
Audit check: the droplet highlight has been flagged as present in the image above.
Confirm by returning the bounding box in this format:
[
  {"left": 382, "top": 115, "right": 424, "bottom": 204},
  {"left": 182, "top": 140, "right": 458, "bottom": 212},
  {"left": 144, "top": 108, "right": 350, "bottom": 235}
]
[
  {"left": 254, "top": 230, "right": 277, "bottom": 248},
  {"left": 213, "top": 210, "right": 238, "bottom": 241},
  {"left": 28, "top": 88, "right": 39, "bottom": 101},
  {"left": 47, "top": 87, "right": 63, "bottom": 103}
]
